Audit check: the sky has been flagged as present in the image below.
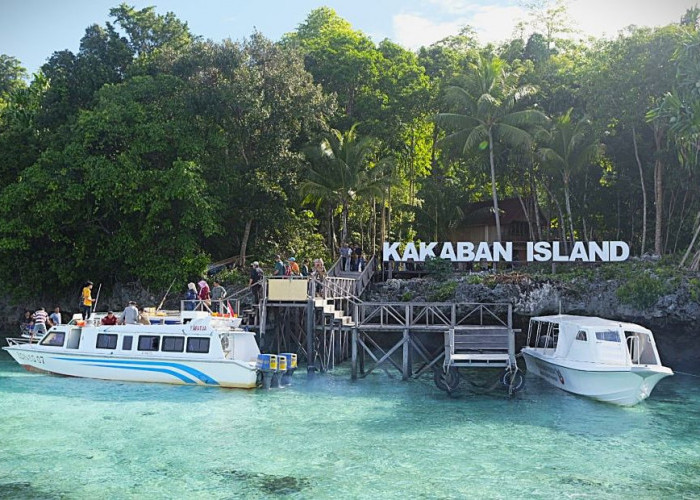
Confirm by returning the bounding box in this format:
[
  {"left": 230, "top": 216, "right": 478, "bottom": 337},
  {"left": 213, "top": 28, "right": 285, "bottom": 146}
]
[{"left": 1, "top": 0, "right": 698, "bottom": 76}]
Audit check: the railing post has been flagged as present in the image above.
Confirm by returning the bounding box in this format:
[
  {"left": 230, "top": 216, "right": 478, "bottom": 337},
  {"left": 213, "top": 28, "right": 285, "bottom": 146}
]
[
  {"left": 306, "top": 297, "right": 315, "bottom": 377},
  {"left": 508, "top": 303, "right": 515, "bottom": 364},
  {"left": 351, "top": 326, "right": 358, "bottom": 380}
]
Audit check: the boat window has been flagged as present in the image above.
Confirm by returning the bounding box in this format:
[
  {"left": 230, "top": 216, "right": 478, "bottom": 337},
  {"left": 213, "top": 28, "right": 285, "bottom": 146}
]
[
  {"left": 122, "top": 335, "right": 133, "bottom": 350},
  {"left": 595, "top": 330, "right": 620, "bottom": 342},
  {"left": 575, "top": 330, "right": 587, "bottom": 341},
  {"left": 162, "top": 336, "right": 184, "bottom": 352},
  {"left": 40, "top": 331, "right": 65, "bottom": 347},
  {"left": 186, "top": 337, "right": 210, "bottom": 354},
  {"left": 138, "top": 335, "right": 160, "bottom": 351},
  {"left": 96, "top": 334, "right": 118, "bottom": 350}
]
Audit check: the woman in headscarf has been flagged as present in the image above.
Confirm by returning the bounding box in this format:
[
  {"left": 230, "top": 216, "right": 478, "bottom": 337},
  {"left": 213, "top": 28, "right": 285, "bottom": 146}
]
[
  {"left": 184, "top": 282, "right": 197, "bottom": 311},
  {"left": 198, "top": 280, "right": 211, "bottom": 306}
]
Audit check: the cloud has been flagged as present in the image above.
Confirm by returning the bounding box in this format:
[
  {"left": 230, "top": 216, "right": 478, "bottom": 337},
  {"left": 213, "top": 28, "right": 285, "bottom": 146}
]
[
  {"left": 392, "top": 13, "right": 463, "bottom": 49},
  {"left": 393, "top": 5, "right": 527, "bottom": 50},
  {"left": 568, "top": 0, "right": 697, "bottom": 38}
]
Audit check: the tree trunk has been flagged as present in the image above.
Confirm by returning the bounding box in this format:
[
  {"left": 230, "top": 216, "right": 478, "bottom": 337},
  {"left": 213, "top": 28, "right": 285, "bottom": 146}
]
[
  {"left": 488, "top": 129, "right": 502, "bottom": 242},
  {"left": 239, "top": 218, "right": 253, "bottom": 267},
  {"left": 653, "top": 126, "right": 664, "bottom": 256},
  {"left": 341, "top": 201, "right": 349, "bottom": 244},
  {"left": 680, "top": 211, "right": 700, "bottom": 268},
  {"left": 632, "top": 126, "right": 647, "bottom": 255},
  {"left": 563, "top": 175, "right": 575, "bottom": 245},
  {"left": 372, "top": 197, "right": 377, "bottom": 256}
]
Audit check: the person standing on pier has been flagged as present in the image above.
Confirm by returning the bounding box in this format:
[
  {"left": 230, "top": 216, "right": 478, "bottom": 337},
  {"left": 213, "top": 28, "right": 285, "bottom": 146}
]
[
  {"left": 80, "top": 281, "right": 94, "bottom": 319},
  {"left": 249, "top": 261, "right": 264, "bottom": 304},
  {"left": 273, "top": 255, "right": 286, "bottom": 276},
  {"left": 340, "top": 243, "right": 351, "bottom": 271}
]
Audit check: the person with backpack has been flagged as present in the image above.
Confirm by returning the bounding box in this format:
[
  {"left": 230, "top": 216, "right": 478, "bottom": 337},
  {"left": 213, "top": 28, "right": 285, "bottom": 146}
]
[
  {"left": 211, "top": 281, "right": 227, "bottom": 313},
  {"left": 249, "top": 261, "right": 264, "bottom": 304}
]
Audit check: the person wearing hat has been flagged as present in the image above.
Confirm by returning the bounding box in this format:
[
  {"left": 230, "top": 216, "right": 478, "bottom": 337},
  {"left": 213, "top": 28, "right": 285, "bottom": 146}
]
[
  {"left": 101, "top": 311, "right": 118, "bottom": 325},
  {"left": 287, "top": 257, "right": 300, "bottom": 276},
  {"left": 119, "top": 301, "right": 139, "bottom": 325},
  {"left": 249, "top": 261, "right": 264, "bottom": 304},
  {"left": 80, "top": 281, "right": 94, "bottom": 320}
]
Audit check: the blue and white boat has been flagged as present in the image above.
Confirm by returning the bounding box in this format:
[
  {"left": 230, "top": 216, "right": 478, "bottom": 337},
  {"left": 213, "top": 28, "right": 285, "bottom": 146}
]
[{"left": 3, "top": 311, "right": 261, "bottom": 388}]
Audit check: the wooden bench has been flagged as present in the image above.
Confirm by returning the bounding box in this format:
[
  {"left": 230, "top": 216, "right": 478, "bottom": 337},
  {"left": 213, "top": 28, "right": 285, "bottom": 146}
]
[{"left": 445, "top": 326, "right": 512, "bottom": 368}]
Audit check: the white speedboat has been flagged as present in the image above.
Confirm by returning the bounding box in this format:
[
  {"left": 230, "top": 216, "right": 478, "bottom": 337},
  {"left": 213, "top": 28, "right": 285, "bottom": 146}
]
[
  {"left": 3, "top": 311, "right": 261, "bottom": 388},
  {"left": 521, "top": 315, "right": 673, "bottom": 405}
]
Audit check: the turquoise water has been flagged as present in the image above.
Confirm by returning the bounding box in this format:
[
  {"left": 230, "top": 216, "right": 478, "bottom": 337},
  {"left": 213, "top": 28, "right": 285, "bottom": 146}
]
[{"left": 1, "top": 350, "right": 699, "bottom": 499}]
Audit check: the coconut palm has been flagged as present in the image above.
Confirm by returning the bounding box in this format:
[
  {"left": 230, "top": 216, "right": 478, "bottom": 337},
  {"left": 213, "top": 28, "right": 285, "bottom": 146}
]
[
  {"left": 436, "top": 56, "right": 548, "bottom": 242},
  {"left": 301, "top": 124, "right": 393, "bottom": 246},
  {"left": 538, "top": 109, "right": 602, "bottom": 244}
]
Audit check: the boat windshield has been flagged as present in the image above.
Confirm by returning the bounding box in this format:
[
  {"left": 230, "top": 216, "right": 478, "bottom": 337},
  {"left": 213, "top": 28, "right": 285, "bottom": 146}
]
[
  {"left": 40, "top": 331, "right": 66, "bottom": 347},
  {"left": 595, "top": 330, "right": 620, "bottom": 342}
]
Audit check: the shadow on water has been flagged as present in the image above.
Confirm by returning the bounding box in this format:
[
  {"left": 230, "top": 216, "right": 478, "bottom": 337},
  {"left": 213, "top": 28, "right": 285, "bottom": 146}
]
[
  {"left": 213, "top": 469, "right": 312, "bottom": 496},
  {"left": 0, "top": 481, "right": 62, "bottom": 500}
]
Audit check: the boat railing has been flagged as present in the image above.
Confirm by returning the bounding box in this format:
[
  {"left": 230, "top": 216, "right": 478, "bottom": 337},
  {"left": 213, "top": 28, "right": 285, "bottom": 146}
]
[
  {"left": 527, "top": 320, "right": 558, "bottom": 352},
  {"left": 627, "top": 335, "right": 641, "bottom": 365}
]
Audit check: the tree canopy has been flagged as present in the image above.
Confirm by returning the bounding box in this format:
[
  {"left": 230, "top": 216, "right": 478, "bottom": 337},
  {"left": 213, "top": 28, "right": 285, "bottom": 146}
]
[{"left": 1, "top": 3, "right": 700, "bottom": 297}]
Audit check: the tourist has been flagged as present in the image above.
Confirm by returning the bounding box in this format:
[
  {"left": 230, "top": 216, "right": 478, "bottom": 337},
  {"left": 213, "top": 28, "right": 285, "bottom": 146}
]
[
  {"left": 300, "top": 260, "right": 310, "bottom": 277},
  {"left": 19, "top": 310, "right": 33, "bottom": 336},
  {"left": 198, "top": 280, "right": 211, "bottom": 307},
  {"left": 211, "top": 280, "right": 227, "bottom": 312},
  {"left": 48, "top": 306, "right": 62, "bottom": 326},
  {"left": 119, "top": 301, "right": 139, "bottom": 325},
  {"left": 340, "top": 242, "right": 351, "bottom": 271},
  {"left": 288, "top": 257, "right": 300, "bottom": 276},
  {"left": 32, "top": 307, "right": 49, "bottom": 337},
  {"left": 80, "top": 281, "right": 94, "bottom": 319},
  {"left": 249, "top": 261, "right": 264, "bottom": 304},
  {"left": 101, "top": 311, "right": 118, "bottom": 325},
  {"left": 185, "top": 282, "right": 197, "bottom": 311},
  {"left": 312, "top": 258, "right": 327, "bottom": 297},
  {"left": 138, "top": 307, "right": 151, "bottom": 325},
  {"left": 273, "top": 255, "right": 286, "bottom": 276},
  {"left": 353, "top": 243, "right": 363, "bottom": 271},
  {"left": 358, "top": 253, "right": 367, "bottom": 273}
]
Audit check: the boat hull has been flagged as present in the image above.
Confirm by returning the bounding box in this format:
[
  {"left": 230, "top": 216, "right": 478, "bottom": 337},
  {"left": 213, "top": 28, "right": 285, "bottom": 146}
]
[
  {"left": 522, "top": 349, "right": 673, "bottom": 406},
  {"left": 4, "top": 346, "right": 257, "bottom": 389}
]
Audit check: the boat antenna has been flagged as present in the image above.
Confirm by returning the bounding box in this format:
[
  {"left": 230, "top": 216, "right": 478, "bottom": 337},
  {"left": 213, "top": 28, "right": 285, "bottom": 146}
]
[
  {"left": 92, "top": 283, "right": 102, "bottom": 317},
  {"left": 157, "top": 277, "right": 177, "bottom": 312},
  {"left": 558, "top": 299, "right": 562, "bottom": 315}
]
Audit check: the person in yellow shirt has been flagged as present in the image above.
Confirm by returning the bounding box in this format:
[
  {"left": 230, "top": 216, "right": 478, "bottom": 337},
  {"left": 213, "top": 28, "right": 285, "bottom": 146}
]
[{"left": 81, "top": 281, "right": 94, "bottom": 319}]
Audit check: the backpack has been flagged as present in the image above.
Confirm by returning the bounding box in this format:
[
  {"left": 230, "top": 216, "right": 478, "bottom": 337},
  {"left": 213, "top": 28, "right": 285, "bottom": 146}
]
[{"left": 255, "top": 267, "right": 264, "bottom": 282}]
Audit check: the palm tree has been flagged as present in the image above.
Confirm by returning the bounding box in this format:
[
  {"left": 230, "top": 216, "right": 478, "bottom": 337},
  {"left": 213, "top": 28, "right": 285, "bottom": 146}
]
[
  {"left": 538, "top": 109, "right": 602, "bottom": 245},
  {"left": 301, "top": 124, "right": 393, "bottom": 247},
  {"left": 436, "top": 56, "right": 548, "bottom": 242}
]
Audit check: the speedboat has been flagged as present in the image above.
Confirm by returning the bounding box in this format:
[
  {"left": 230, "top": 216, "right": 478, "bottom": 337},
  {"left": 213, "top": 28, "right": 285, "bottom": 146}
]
[
  {"left": 4, "top": 311, "right": 263, "bottom": 388},
  {"left": 521, "top": 314, "right": 673, "bottom": 405}
]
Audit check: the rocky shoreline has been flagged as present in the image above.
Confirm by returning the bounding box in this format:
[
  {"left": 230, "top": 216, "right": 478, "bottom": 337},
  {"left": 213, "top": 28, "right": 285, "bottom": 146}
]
[{"left": 365, "top": 271, "right": 700, "bottom": 373}]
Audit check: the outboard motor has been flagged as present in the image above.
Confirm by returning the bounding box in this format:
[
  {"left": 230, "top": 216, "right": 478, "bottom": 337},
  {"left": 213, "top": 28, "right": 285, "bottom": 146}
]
[
  {"left": 272, "top": 355, "right": 287, "bottom": 388},
  {"left": 256, "top": 354, "right": 278, "bottom": 389},
  {"left": 280, "top": 353, "right": 298, "bottom": 386}
]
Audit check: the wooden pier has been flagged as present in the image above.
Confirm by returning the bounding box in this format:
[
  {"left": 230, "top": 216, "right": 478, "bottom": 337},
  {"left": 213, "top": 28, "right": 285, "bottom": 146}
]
[{"left": 228, "top": 257, "right": 519, "bottom": 392}]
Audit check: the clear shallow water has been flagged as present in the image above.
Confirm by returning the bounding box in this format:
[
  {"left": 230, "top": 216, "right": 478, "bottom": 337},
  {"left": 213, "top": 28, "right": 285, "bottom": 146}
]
[{"left": 1, "top": 350, "right": 699, "bottom": 500}]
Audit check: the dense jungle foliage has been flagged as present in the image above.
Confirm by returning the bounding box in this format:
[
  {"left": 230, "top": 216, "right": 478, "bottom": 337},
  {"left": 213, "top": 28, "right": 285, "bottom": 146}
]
[{"left": 1, "top": 2, "right": 699, "bottom": 297}]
